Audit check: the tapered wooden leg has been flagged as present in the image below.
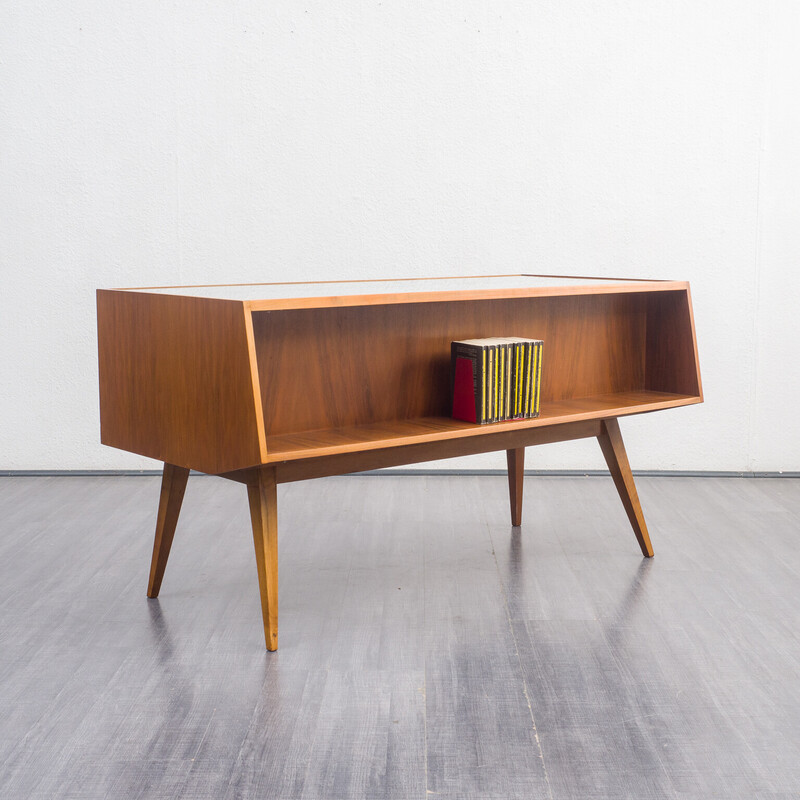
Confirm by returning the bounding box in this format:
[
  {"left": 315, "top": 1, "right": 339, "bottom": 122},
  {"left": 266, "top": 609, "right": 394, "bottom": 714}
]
[
  {"left": 147, "top": 463, "right": 190, "bottom": 597},
  {"left": 247, "top": 467, "right": 279, "bottom": 651},
  {"left": 597, "top": 417, "right": 654, "bottom": 557},
  {"left": 506, "top": 447, "right": 525, "bottom": 527}
]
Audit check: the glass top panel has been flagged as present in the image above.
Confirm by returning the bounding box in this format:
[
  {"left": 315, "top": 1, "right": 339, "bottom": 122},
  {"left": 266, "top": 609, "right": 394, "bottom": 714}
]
[{"left": 121, "top": 274, "right": 660, "bottom": 301}]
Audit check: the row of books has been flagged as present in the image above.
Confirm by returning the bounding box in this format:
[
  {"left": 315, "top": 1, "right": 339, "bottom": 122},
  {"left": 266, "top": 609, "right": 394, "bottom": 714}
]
[{"left": 451, "top": 337, "right": 543, "bottom": 424}]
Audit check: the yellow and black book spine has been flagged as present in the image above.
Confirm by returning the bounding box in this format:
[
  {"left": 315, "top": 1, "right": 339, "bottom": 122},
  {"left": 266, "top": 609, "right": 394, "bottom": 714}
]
[
  {"left": 494, "top": 345, "right": 499, "bottom": 423},
  {"left": 500, "top": 343, "right": 505, "bottom": 422},
  {"left": 504, "top": 343, "right": 510, "bottom": 420},
  {"left": 501, "top": 343, "right": 506, "bottom": 421},
  {"left": 525, "top": 341, "right": 534, "bottom": 418},
  {"left": 524, "top": 341, "right": 531, "bottom": 418},
  {"left": 501, "top": 343, "right": 506, "bottom": 420},
  {"left": 505, "top": 343, "right": 512, "bottom": 420},
  {"left": 481, "top": 346, "right": 487, "bottom": 424},
  {"left": 531, "top": 341, "right": 540, "bottom": 418},
  {"left": 490, "top": 345, "right": 495, "bottom": 423},
  {"left": 506, "top": 342, "right": 511, "bottom": 420},
  {"left": 492, "top": 345, "right": 500, "bottom": 422},
  {"left": 495, "top": 344, "right": 500, "bottom": 423},
  {"left": 496, "top": 343, "right": 501, "bottom": 423},
  {"left": 487, "top": 346, "right": 494, "bottom": 423},
  {"left": 534, "top": 341, "right": 543, "bottom": 417},
  {"left": 484, "top": 346, "right": 490, "bottom": 424},
  {"left": 526, "top": 340, "right": 533, "bottom": 417},
  {"left": 505, "top": 343, "right": 511, "bottom": 420}
]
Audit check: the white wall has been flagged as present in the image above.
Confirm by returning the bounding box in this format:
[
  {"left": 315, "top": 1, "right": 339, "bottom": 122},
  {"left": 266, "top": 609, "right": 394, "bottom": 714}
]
[{"left": 1, "top": 1, "right": 798, "bottom": 472}]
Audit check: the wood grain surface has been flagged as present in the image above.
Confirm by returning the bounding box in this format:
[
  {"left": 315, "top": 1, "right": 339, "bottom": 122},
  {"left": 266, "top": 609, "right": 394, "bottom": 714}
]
[
  {"left": 251, "top": 292, "right": 653, "bottom": 437},
  {"left": 97, "top": 290, "right": 266, "bottom": 474},
  {"left": 645, "top": 288, "right": 703, "bottom": 398},
  {"left": 597, "top": 418, "right": 655, "bottom": 557},
  {"left": 146, "top": 463, "right": 189, "bottom": 597},
  {"left": 217, "top": 419, "right": 604, "bottom": 485},
  {"left": 247, "top": 467, "right": 279, "bottom": 651},
  {"left": 261, "top": 391, "right": 699, "bottom": 462},
  {"left": 506, "top": 448, "right": 525, "bottom": 526}
]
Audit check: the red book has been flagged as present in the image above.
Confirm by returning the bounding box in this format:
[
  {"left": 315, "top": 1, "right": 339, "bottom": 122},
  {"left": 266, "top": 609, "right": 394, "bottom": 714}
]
[{"left": 451, "top": 340, "right": 485, "bottom": 423}]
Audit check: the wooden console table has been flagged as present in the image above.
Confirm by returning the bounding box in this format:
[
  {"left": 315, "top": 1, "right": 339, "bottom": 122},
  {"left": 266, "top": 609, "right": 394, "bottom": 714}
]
[{"left": 97, "top": 275, "right": 703, "bottom": 650}]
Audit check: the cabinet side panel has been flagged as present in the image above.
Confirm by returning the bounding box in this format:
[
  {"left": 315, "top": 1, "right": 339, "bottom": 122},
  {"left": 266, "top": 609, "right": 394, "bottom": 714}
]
[
  {"left": 97, "top": 290, "right": 264, "bottom": 473},
  {"left": 645, "top": 289, "right": 702, "bottom": 397},
  {"left": 253, "top": 293, "right": 648, "bottom": 436}
]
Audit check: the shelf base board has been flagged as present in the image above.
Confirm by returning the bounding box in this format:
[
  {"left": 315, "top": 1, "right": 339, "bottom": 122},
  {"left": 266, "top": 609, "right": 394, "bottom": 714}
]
[{"left": 262, "top": 390, "right": 701, "bottom": 464}]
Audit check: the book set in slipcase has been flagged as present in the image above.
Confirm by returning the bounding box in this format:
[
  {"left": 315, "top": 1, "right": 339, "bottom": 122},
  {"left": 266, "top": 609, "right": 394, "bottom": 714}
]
[{"left": 451, "top": 337, "right": 543, "bottom": 424}]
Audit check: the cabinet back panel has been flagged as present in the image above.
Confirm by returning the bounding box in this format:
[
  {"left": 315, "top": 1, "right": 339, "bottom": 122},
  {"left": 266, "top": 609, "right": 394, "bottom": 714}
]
[{"left": 253, "top": 293, "right": 652, "bottom": 436}]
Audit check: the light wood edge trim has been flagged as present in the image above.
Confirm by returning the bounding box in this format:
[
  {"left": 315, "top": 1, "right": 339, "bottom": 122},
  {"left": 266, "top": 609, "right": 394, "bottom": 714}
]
[
  {"left": 685, "top": 284, "right": 704, "bottom": 402},
  {"left": 521, "top": 272, "right": 669, "bottom": 282},
  {"left": 242, "top": 302, "right": 269, "bottom": 461},
  {"left": 112, "top": 274, "right": 674, "bottom": 291},
  {"left": 263, "top": 395, "right": 703, "bottom": 463},
  {"left": 217, "top": 419, "right": 604, "bottom": 485},
  {"left": 239, "top": 281, "right": 691, "bottom": 312}
]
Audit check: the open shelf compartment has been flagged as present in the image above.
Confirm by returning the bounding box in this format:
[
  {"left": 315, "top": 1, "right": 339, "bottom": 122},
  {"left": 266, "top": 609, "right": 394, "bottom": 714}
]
[{"left": 251, "top": 288, "right": 702, "bottom": 461}]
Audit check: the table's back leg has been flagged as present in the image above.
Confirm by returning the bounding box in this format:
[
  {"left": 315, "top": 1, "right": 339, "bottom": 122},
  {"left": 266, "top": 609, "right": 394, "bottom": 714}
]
[
  {"left": 247, "top": 467, "right": 279, "bottom": 651},
  {"left": 597, "top": 417, "right": 654, "bottom": 557},
  {"left": 506, "top": 447, "right": 525, "bottom": 527},
  {"left": 147, "top": 463, "right": 190, "bottom": 597}
]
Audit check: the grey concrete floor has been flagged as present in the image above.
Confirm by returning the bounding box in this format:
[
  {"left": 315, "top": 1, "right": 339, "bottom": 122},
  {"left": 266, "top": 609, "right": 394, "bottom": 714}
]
[{"left": 0, "top": 473, "right": 799, "bottom": 799}]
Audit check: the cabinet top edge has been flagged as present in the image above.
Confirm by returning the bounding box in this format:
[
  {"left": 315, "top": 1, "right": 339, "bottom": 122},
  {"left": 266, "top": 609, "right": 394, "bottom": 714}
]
[{"left": 99, "top": 275, "right": 690, "bottom": 310}]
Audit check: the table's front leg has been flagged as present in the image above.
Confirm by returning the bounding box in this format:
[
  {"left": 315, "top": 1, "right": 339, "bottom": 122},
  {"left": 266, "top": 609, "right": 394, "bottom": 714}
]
[
  {"left": 506, "top": 447, "right": 525, "bottom": 527},
  {"left": 247, "top": 467, "right": 279, "bottom": 651},
  {"left": 597, "top": 417, "right": 654, "bottom": 558}
]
